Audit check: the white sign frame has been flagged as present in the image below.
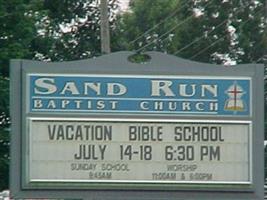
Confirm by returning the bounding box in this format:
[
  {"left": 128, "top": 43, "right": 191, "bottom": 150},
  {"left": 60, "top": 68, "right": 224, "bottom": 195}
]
[{"left": 24, "top": 117, "right": 252, "bottom": 188}]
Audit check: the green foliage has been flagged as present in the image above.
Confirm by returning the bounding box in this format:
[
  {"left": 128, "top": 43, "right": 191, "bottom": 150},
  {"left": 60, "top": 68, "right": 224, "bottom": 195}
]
[
  {"left": 34, "top": 0, "right": 119, "bottom": 61},
  {"left": 0, "top": 77, "right": 9, "bottom": 118},
  {"left": 115, "top": 0, "right": 181, "bottom": 52},
  {"left": 117, "top": 0, "right": 266, "bottom": 65},
  {"left": 0, "top": 128, "right": 9, "bottom": 190},
  {"left": 0, "top": 77, "right": 9, "bottom": 190},
  {"left": 198, "top": 0, "right": 267, "bottom": 64},
  {"left": 0, "top": 0, "right": 40, "bottom": 190},
  {"left": 265, "top": 144, "right": 267, "bottom": 179},
  {"left": 128, "top": 53, "right": 151, "bottom": 64},
  {"left": 0, "top": 0, "right": 40, "bottom": 77}
]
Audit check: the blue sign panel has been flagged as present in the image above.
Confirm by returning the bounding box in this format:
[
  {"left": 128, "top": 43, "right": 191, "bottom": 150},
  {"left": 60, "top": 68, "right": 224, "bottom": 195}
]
[{"left": 28, "top": 75, "right": 250, "bottom": 116}]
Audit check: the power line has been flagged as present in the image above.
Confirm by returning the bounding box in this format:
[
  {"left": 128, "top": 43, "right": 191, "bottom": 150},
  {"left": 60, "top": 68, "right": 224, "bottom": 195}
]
[
  {"left": 173, "top": 1, "right": 253, "bottom": 56},
  {"left": 189, "top": 7, "right": 264, "bottom": 60},
  {"left": 129, "top": 1, "right": 188, "bottom": 45},
  {"left": 174, "top": 20, "right": 227, "bottom": 55},
  {"left": 136, "top": 15, "right": 194, "bottom": 53},
  {"left": 135, "top": 0, "right": 213, "bottom": 53},
  {"left": 190, "top": 37, "right": 225, "bottom": 59}
]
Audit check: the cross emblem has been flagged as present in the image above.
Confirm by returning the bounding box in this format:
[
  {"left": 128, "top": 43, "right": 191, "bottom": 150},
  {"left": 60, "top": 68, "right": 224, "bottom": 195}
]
[{"left": 224, "top": 82, "right": 245, "bottom": 112}]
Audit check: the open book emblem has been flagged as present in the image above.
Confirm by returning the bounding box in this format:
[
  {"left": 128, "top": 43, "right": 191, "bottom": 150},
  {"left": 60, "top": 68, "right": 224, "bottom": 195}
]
[{"left": 224, "top": 82, "right": 246, "bottom": 112}]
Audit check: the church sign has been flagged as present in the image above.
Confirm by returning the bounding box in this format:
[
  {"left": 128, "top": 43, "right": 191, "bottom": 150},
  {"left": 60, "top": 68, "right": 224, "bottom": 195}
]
[{"left": 10, "top": 52, "right": 264, "bottom": 200}]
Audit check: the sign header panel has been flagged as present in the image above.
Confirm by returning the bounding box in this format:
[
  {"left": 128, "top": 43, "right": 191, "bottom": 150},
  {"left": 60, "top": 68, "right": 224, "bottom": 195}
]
[
  {"left": 29, "top": 75, "right": 251, "bottom": 116},
  {"left": 28, "top": 119, "right": 251, "bottom": 185}
]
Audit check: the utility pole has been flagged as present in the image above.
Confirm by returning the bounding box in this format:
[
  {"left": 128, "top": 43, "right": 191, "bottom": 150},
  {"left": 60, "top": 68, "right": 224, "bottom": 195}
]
[{"left": 100, "top": 0, "right": 111, "bottom": 54}]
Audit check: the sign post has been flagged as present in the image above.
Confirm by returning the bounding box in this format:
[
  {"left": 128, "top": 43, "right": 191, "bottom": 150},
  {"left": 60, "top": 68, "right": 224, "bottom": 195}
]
[{"left": 10, "top": 52, "right": 264, "bottom": 199}]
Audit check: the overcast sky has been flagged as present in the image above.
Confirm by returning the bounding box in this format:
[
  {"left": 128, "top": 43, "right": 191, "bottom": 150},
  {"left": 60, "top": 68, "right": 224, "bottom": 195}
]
[{"left": 119, "top": 0, "right": 130, "bottom": 10}]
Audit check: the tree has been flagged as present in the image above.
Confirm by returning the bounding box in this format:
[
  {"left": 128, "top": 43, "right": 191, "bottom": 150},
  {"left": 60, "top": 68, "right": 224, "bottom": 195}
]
[
  {"left": 0, "top": 0, "right": 41, "bottom": 77},
  {"left": 115, "top": 0, "right": 182, "bottom": 53},
  {"left": 0, "top": 77, "right": 9, "bottom": 190},
  {"left": 0, "top": 0, "right": 43, "bottom": 190},
  {"left": 117, "top": 0, "right": 266, "bottom": 65},
  {"left": 33, "top": 0, "right": 119, "bottom": 62},
  {"left": 176, "top": 0, "right": 266, "bottom": 64}
]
